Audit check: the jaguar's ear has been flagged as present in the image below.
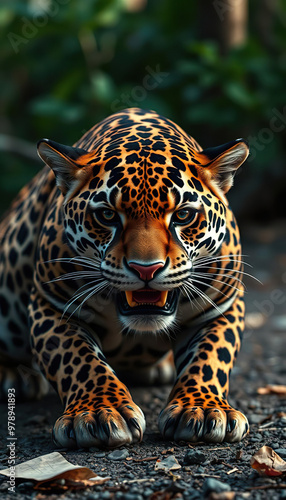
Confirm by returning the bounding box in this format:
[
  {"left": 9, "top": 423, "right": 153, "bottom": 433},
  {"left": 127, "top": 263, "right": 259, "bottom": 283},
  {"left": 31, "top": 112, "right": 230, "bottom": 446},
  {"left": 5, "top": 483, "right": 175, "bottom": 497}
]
[
  {"left": 37, "top": 139, "right": 89, "bottom": 197},
  {"left": 198, "top": 139, "right": 249, "bottom": 199}
]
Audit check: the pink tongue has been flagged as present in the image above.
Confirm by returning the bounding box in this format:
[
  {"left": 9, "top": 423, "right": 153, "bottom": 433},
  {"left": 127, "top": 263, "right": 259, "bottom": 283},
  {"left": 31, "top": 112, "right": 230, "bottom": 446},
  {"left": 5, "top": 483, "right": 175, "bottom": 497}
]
[{"left": 133, "top": 290, "right": 162, "bottom": 303}]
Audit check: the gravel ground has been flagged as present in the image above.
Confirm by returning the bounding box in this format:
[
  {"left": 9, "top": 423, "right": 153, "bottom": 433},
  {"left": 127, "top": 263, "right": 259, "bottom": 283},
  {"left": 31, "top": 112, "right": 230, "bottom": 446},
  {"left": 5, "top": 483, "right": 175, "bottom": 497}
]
[{"left": 0, "top": 222, "right": 286, "bottom": 500}]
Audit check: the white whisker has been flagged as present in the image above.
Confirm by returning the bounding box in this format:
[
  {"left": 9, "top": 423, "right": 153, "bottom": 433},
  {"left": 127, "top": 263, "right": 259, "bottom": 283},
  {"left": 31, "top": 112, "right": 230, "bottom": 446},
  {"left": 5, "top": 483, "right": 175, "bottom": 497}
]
[
  {"left": 43, "top": 256, "right": 101, "bottom": 271},
  {"left": 190, "top": 277, "right": 229, "bottom": 298},
  {"left": 63, "top": 280, "right": 110, "bottom": 322},
  {"left": 194, "top": 253, "right": 250, "bottom": 262},
  {"left": 191, "top": 272, "right": 245, "bottom": 292},
  {"left": 46, "top": 271, "right": 102, "bottom": 284},
  {"left": 76, "top": 281, "right": 110, "bottom": 316},
  {"left": 181, "top": 284, "right": 205, "bottom": 313},
  {"left": 194, "top": 255, "right": 252, "bottom": 268},
  {"left": 194, "top": 267, "right": 261, "bottom": 284},
  {"left": 63, "top": 281, "right": 104, "bottom": 312},
  {"left": 184, "top": 280, "right": 225, "bottom": 318}
]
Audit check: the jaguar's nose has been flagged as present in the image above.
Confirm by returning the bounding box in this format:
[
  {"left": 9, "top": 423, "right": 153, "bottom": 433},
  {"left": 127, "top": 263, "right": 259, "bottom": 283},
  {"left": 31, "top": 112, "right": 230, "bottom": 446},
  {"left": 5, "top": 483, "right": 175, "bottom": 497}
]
[{"left": 128, "top": 262, "right": 164, "bottom": 281}]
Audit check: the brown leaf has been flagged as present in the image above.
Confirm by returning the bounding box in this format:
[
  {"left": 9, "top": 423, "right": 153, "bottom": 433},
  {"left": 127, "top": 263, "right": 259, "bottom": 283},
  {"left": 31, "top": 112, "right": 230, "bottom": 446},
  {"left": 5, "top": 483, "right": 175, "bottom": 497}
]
[
  {"left": 35, "top": 475, "right": 107, "bottom": 491},
  {"left": 0, "top": 452, "right": 110, "bottom": 491},
  {"left": 251, "top": 446, "right": 286, "bottom": 477},
  {"left": 257, "top": 384, "right": 286, "bottom": 396}
]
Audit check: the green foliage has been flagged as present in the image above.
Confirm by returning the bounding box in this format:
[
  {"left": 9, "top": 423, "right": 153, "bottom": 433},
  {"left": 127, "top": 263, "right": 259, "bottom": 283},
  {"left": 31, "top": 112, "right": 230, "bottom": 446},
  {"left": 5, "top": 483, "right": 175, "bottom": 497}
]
[{"left": 1, "top": 0, "right": 286, "bottom": 214}]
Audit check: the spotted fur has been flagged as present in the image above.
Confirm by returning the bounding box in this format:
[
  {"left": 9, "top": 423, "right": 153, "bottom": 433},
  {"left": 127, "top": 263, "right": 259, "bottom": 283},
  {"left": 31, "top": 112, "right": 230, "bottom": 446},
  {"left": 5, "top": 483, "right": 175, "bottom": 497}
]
[{"left": 0, "top": 108, "right": 250, "bottom": 447}]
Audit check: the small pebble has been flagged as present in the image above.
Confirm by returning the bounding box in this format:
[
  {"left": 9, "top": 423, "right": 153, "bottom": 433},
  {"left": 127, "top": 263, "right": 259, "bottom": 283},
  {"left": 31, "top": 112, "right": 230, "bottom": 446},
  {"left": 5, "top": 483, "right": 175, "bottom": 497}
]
[
  {"left": 17, "top": 481, "right": 35, "bottom": 491},
  {"left": 184, "top": 491, "right": 200, "bottom": 500},
  {"left": 249, "top": 433, "right": 263, "bottom": 441},
  {"left": 248, "top": 470, "right": 259, "bottom": 479},
  {"left": 274, "top": 448, "right": 286, "bottom": 458},
  {"left": 125, "top": 472, "right": 135, "bottom": 479},
  {"left": 89, "top": 493, "right": 110, "bottom": 500},
  {"left": 203, "top": 478, "right": 231, "bottom": 494},
  {"left": 107, "top": 448, "right": 129, "bottom": 461},
  {"left": 122, "top": 494, "right": 143, "bottom": 500},
  {"left": 184, "top": 449, "right": 206, "bottom": 465},
  {"left": 196, "top": 465, "right": 205, "bottom": 473},
  {"left": 94, "top": 451, "right": 106, "bottom": 458},
  {"left": 248, "top": 414, "right": 263, "bottom": 424},
  {"left": 143, "top": 488, "right": 154, "bottom": 498}
]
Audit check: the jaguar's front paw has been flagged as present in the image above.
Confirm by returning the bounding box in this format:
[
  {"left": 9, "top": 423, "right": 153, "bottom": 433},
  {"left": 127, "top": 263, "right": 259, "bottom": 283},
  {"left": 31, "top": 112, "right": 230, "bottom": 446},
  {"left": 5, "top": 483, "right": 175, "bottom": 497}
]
[
  {"left": 158, "top": 400, "right": 249, "bottom": 443},
  {"left": 53, "top": 402, "right": 146, "bottom": 449}
]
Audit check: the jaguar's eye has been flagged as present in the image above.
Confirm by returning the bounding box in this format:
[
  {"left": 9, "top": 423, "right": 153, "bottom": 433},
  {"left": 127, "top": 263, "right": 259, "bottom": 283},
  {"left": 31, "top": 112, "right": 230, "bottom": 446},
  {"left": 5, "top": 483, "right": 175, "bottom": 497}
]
[
  {"left": 172, "top": 209, "right": 197, "bottom": 225},
  {"left": 176, "top": 210, "right": 190, "bottom": 221},
  {"left": 94, "top": 209, "right": 120, "bottom": 225},
  {"left": 102, "top": 209, "right": 116, "bottom": 221}
]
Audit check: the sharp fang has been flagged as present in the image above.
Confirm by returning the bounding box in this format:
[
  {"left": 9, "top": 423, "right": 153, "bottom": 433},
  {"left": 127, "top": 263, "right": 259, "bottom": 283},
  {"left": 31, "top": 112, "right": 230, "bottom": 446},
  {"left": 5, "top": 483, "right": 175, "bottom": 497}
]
[
  {"left": 125, "top": 291, "right": 137, "bottom": 307},
  {"left": 156, "top": 291, "right": 168, "bottom": 307},
  {"left": 125, "top": 290, "right": 169, "bottom": 308}
]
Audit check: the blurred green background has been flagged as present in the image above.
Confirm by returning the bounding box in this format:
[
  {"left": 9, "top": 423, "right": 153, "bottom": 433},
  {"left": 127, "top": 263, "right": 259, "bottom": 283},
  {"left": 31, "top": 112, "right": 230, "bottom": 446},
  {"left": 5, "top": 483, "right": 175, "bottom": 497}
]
[{"left": 1, "top": 0, "right": 286, "bottom": 221}]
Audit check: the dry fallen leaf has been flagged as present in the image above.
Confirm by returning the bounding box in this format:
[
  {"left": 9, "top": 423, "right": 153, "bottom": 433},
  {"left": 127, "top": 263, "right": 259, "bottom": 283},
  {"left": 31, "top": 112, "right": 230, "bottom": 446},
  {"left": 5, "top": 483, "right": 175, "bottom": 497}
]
[
  {"left": 251, "top": 446, "right": 286, "bottom": 477},
  {"left": 155, "top": 456, "right": 181, "bottom": 473},
  {"left": 257, "top": 384, "right": 286, "bottom": 396},
  {"left": 0, "top": 452, "right": 109, "bottom": 491},
  {"left": 35, "top": 476, "right": 107, "bottom": 492}
]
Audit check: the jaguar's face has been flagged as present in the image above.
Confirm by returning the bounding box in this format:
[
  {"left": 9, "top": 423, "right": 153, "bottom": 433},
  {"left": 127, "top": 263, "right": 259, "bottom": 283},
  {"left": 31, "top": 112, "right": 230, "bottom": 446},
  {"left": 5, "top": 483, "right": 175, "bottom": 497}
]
[
  {"left": 37, "top": 108, "right": 249, "bottom": 334},
  {"left": 54, "top": 162, "right": 230, "bottom": 334},
  {"left": 60, "top": 157, "right": 228, "bottom": 333}
]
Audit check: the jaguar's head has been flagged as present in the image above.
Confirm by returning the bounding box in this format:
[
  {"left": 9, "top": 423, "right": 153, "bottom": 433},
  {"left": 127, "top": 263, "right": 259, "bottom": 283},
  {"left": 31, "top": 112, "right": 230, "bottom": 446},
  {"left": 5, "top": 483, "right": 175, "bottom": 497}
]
[{"left": 38, "top": 109, "right": 249, "bottom": 334}]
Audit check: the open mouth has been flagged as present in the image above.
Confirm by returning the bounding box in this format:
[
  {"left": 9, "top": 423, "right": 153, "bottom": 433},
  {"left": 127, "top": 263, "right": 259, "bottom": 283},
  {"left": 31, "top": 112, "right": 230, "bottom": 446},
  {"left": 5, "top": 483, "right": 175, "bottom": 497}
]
[{"left": 117, "top": 289, "right": 179, "bottom": 316}]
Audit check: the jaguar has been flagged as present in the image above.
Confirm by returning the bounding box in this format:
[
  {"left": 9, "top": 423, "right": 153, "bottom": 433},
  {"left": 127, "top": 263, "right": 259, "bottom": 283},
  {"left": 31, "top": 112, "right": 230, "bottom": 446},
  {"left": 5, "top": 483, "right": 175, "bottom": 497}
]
[{"left": 0, "top": 107, "right": 250, "bottom": 448}]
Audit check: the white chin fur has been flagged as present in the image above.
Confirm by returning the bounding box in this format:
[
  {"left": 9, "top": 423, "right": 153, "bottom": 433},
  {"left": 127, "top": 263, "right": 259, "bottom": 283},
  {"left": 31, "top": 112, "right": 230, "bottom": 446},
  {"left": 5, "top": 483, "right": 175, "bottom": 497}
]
[{"left": 120, "top": 314, "right": 176, "bottom": 334}]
